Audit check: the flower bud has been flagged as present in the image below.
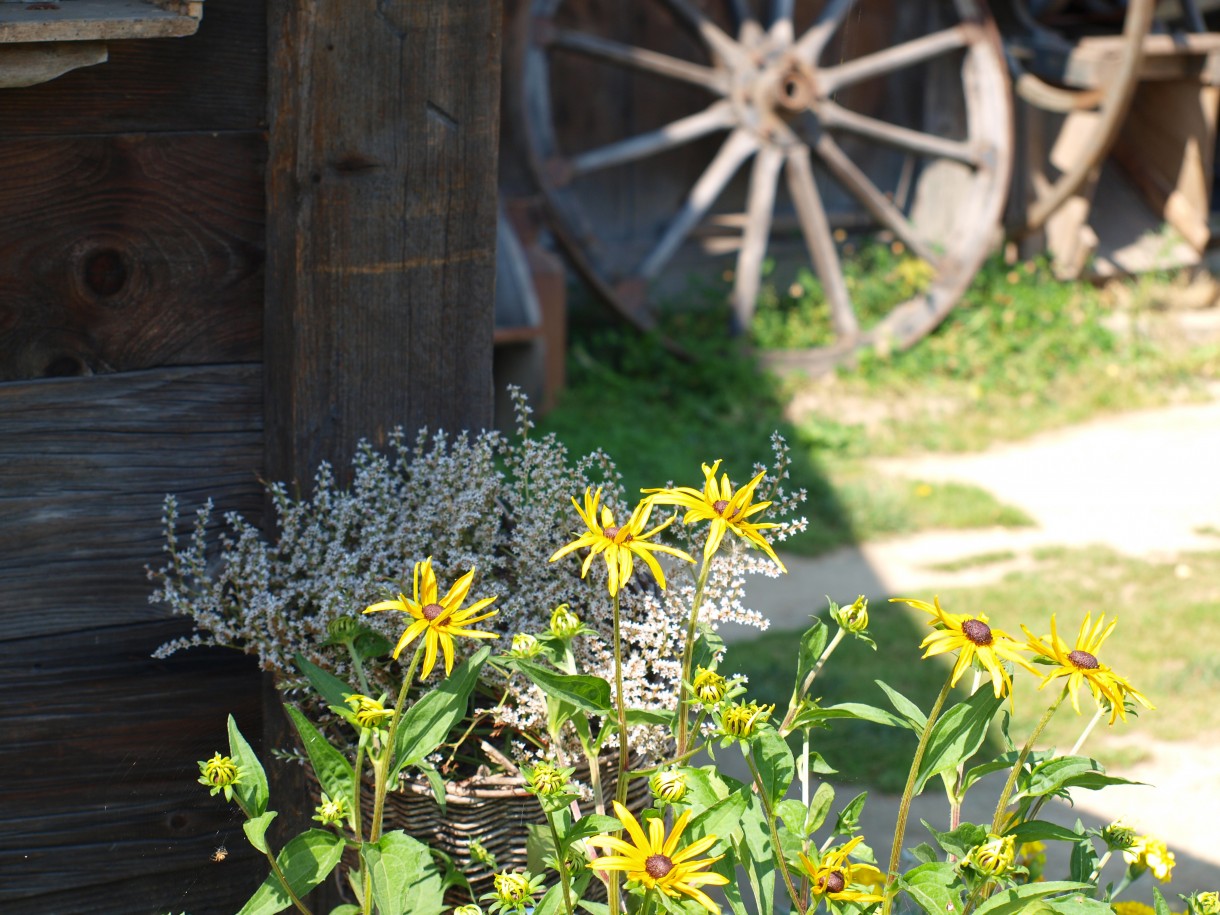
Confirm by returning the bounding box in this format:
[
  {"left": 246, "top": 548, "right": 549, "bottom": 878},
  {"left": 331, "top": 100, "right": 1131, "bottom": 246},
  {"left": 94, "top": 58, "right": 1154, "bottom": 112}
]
[
  {"left": 692, "top": 667, "right": 728, "bottom": 705},
  {"left": 327, "top": 615, "right": 362, "bottom": 642},
  {"left": 453, "top": 906, "right": 484, "bottom": 915},
  {"left": 831, "top": 595, "right": 869, "bottom": 633},
  {"left": 1101, "top": 817, "right": 1137, "bottom": 851},
  {"left": 525, "top": 762, "right": 569, "bottom": 798},
  {"left": 1190, "top": 891, "right": 1220, "bottom": 915},
  {"left": 469, "top": 838, "right": 497, "bottom": 870},
  {"left": 549, "top": 603, "right": 582, "bottom": 640},
  {"left": 509, "top": 632, "right": 543, "bottom": 658},
  {"left": 967, "top": 833, "right": 1015, "bottom": 877},
  {"left": 650, "top": 769, "right": 687, "bottom": 803},
  {"left": 312, "top": 791, "right": 347, "bottom": 827},
  {"left": 493, "top": 871, "right": 535, "bottom": 905},
  {"left": 720, "top": 701, "right": 773, "bottom": 739},
  {"left": 344, "top": 693, "right": 394, "bottom": 730},
  {"left": 197, "top": 752, "right": 243, "bottom": 801}
]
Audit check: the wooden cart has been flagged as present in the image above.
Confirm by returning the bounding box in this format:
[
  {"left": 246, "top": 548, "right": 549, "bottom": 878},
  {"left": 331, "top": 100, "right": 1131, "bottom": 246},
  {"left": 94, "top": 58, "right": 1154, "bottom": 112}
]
[{"left": 509, "top": 0, "right": 1220, "bottom": 371}]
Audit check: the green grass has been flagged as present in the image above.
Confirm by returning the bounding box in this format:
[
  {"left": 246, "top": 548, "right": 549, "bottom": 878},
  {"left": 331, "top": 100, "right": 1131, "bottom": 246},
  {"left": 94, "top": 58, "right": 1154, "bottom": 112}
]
[
  {"left": 723, "top": 546, "right": 1220, "bottom": 790},
  {"left": 923, "top": 549, "right": 1019, "bottom": 573}
]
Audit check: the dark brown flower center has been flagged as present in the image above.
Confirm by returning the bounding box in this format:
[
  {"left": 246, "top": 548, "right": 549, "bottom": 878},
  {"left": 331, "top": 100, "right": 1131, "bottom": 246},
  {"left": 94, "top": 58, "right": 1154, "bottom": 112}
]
[
  {"left": 422, "top": 602, "right": 445, "bottom": 621},
  {"left": 825, "top": 870, "right": 846, "bottom": 893},
  {"left": 1068, "top": 649, "right": 1099, "bottom": 669},
  {"left": 645, "top": 854, "right": 673, "bottom": 879},
  {"left": 602, "top": 525, "right": 620, "bottom": 539},
  {"left": 961, "top": 618, "right": 993, "bottom": 645},
  {"left": 713, "top": 499, "right": 730, "bottom": 514}
]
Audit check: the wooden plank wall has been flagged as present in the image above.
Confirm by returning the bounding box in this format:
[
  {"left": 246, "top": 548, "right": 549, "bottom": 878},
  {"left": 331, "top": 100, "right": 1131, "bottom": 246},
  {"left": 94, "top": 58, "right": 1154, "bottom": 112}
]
[{"left": 0, "top": 0, "right": 270, "bottom": 911}]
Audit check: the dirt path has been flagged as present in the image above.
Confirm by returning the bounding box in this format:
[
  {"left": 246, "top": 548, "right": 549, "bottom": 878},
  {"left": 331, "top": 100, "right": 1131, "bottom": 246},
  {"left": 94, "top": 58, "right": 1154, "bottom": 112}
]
[{"left": 724, "top": 395, "right": 1220, "bottom": 904}]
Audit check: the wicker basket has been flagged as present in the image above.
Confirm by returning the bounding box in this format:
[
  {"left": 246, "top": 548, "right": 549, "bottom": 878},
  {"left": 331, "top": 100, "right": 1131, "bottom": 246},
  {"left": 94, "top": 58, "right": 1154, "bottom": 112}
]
[{"left": 309, "top": 749, "right": 654, "bottom": 904}]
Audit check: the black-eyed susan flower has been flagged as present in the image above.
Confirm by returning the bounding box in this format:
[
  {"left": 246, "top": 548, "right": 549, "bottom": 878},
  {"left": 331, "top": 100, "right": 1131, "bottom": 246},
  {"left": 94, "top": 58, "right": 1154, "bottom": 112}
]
[
  {"left": 893, "top": 596, "right": 1038, "bottom": 698},
  {"left": 549, "top": 488, "right": 693, "bottom": 597},
  {"left": 1022, "top": 613, "right": 1153, "bottom": 725},
  {"left": 798, "top": 835, "right": 885, "bottom": 905},
  {"left": 343, "top": 693, "right": 394, "bottom": 730},
  {"left": 197, "top": 752, "right": 243, "bottom": 801},
  {"left": 644, "top": 460, "right": 786, "bottom": 572},
  {"left": 312, "top": 791, "right": 347, "bottom": 827},
  {"left": 1123, "top": 834, "right": 1176, "bottom": 882},
  {"left": 966, "top": 833, "right": 1016, "bottom": 877},
  {"left": 587, "top": 801, "right": 729, "bottom": 913},
  {"left": 363, "top": 556, "right": 498, "bottom": 678}
]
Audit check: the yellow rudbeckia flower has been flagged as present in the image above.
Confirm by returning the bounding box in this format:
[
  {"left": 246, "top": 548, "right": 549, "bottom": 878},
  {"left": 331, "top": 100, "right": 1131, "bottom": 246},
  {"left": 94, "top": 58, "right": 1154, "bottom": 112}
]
[
  {"left": 587, "top": 801, "right": 729, "bottom": 913},
  {"left": 798, "top": 836, "right": 885, "bottom": 905},
  {"left": 549, "top": 488, "right": 693, "bottom": 596},
  {"left": 893, "top": 596, "right": 1039, "bottom": 699},
  {"left": 1021, "top": 613, "right": 1154, "bottom": 725},
  {"left": 363, "top": 556, "right": 498, "bottom": 677},
  {"left": 644, "top": 459, "right": 786, "bottom": 572}
]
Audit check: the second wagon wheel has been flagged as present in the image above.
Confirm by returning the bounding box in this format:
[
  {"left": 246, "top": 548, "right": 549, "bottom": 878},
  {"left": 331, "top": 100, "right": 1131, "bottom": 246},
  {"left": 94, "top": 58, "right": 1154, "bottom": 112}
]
[{"left": 518, "top": 0, "right": 1014, "bottom": 371}]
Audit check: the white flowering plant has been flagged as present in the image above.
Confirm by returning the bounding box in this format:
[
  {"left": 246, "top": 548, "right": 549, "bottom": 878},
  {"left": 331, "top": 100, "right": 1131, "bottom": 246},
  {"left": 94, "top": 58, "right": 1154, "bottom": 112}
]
[{"left": 176, "top": 393, "right": 1217, "bottom": 915}]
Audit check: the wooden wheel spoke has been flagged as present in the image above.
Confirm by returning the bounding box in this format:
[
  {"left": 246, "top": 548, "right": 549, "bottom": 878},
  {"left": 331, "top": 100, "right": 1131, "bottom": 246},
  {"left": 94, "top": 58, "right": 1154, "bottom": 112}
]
[
  {"left": 639, "top": 128, "right": 758, "bottom": 280},
  {"left": 813, "top": 133, "right": 940, "bottom": 266},
  {"left": 793, "top": 0, "right": 856, "bottom": 63},
  {"left": 819, "top": 102, "right": 980, "bottom": 166},
  {"left": 663, "top": 0, "right": 748, "bottom": 66},
  {"left": 785, "top": 145, "right": 858, "bottom": 339},
  {"left": 569, "top": 101, "right": 735, "bottom": 177},
  {"left": 818, "top": 24, "right": 970, "bottom": 94},
  {"left": 768, "top": 0, "right": 794, "bottom": 46},
  {"left": 549, "top": 28, "right": 726, "bottom": 91},
  {"left": 731, "top": 143, "right": 785, "bottom": 329}
]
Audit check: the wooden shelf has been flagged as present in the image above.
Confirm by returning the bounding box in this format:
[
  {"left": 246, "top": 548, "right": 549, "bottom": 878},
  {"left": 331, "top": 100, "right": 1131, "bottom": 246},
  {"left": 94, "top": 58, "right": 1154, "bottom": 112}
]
[{"left": 0, "top": 0, "right": 202, "bottom": 43}]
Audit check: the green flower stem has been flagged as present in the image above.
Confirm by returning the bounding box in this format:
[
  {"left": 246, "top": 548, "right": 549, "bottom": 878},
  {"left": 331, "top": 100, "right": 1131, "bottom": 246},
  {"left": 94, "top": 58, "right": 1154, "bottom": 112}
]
[
  {"left": 235, "top": 797, "right": 313, "bottom": 915},
  {"left": 1069, "top": 705, "right": 1106, "bottom": 757},
  {"left": 882, "top": 674, "right": 954, "bottom": 915},
  {"left": 610, "top": 589, "right": 628, "bottom": 915},
  {"left": 990, "top": 686, "right": 1067, "bottom": 836},
  {"left": 370, "top": 643, "right": 424, "bottom": 842},
  {"left": 1088, "top": 849, "right": 1113, "bottom": 890},
  {"left": 676, "top": 558, "right": 714, "bottom": 757},
  {"left": 344, "top": 637, "right": 372, "bottom": 696},
  {"left": 544, "top": 807, "right": 575, "bottom": 915},
  {"left": 780, "top": 626, "right": 846, "bottom": 736},
  {"left": 746, "top": 748, "right": 807, "bottom": 915},
  {"left": 351, "top": 742, "right": 366, "bottom": 841}
]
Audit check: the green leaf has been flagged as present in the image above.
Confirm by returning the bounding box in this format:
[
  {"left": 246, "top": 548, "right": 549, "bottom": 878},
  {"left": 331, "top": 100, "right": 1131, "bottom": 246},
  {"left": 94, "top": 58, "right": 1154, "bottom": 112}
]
[
  {"left": 236, "top": 829, "right": 346, "bottom": 915},
  {"left": 690, "top": 624, "right": 726, "bottom": 676},
  {"left": 392, "top": 646, "right": 489, "bottom": 779},
  {"left": 961, "top": 753, "right": 1019, "bottom": 795},
  {"left": 242, "top": 811, "right": 278, "bottom": 855},
  {"left": 736, "top": 796, "right": 775, "bottom": 915},
  {"left": 680, "top": 766, "right": 737, "bottom": 811},
  {"left": 895, "top": 862, "right": 961, "bottom": 915},
  {"left": 1018, "top": 755, "right": 1143, "bottom": 799},
  {"left": 512, "top": 659, "right": 612, "bottom": 714},
  {"left": 566, "top": 814, "right": 622, "bottom": 847},
  {"left": 328, "top": 906, "right": 362, "bottom": 915},
  {"left": 751, "top": 727, "right": 795, "bottom": 808},
  {"left": 227, "top": 715, "right": 270, "bottom": 817},
  {"left": 875, "top": 680, "right": 928, "bottom": 730},
  {"left": 284, "top": 705, "right": 354, "bottom": 807},
  {"left": 1007, "top": 819, "right": 1090, "bottom": 845},
  {"left": 923, "top": 820, "right": 988, "bottom": 859},
  {"left": 293, "top": 653, "right": 356, "bottom": 709},
  {"left": 805, "top": 781, "right": 836, "bottom": 834},
  {"left": 835, "top": 791, "right": 868, "bottom": 836},
  {"left": 416, "top": 762, "right": 447, "bottom": 814},
  {"left": 792, "top": 616, "right": 829, "bottom": 699},
  {"left": 913, "top": 689, "right": 1004, "bottom": 795},
  {"left": 362, "top": 830, "right": 446, "bottom": 915},
  {"left": 625, "top": 707, "right": 674, "bottom": 727},
  {"left": 711, "top": 850, "right": 748, "bottom": 915},
  {"left": 1152, "top": 887, "right": 1173, "bottom": 915},
  {"left": 972, "top": 882, "right": 1093, "bottom": 915},
  {"left": 777, "top": 799, "right": 808, "bottom": 839},
  {"left": 804, "top": 702, "right": 907, "bottom": 729},
  {"left": 686, "top": 790, "right": 749, "bottom": 850},
  {"left": 1039, "top": 895, "right": 1118, "bottom": 915}
]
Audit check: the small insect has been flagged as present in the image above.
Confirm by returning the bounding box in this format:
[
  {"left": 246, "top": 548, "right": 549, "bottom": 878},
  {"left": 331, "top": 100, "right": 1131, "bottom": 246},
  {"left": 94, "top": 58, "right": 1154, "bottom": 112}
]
[{"left": 211, "top": 845, "right": 228, "bottom": 863}]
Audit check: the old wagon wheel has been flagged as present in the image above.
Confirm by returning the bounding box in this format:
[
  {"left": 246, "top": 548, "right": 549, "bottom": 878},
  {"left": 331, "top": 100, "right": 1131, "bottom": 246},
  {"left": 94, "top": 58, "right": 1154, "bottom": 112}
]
[
  {"left": 1004, "top": 0, "right": 1155, "bottom": 237},
  {"left": 518, "top": 0, "right": 1014, "bottom": 371}
]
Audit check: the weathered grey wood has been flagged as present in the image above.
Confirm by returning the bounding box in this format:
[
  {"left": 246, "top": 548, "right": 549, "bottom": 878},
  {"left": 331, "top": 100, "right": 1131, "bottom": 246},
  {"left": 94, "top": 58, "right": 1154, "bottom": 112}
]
[
  {"left": 0, "top": 365, "right": 263, "bottom": 643},
  {"left": 0, "top": 620, "right": 264, "bottom": 914},
  {"left": 264, "top": 0, "right": 501, "bottom": 489},
  {"left": 0, "top": 131, "right": 265, "bottom": 381}
]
